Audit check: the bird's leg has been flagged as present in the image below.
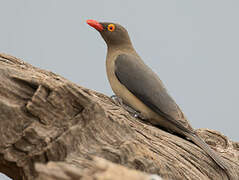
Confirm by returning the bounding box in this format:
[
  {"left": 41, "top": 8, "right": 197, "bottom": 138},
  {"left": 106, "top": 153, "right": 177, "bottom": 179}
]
[
  {"left": 110, "top": 95, "right": 146, "bottom": 120},
  {"left": 110, "top": 95, "right": 124, "bottom": 106}
]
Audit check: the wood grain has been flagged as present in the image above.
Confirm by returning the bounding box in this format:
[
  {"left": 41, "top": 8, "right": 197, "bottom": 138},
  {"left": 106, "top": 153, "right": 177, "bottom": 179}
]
[{"left": 0, "top": 53, "right": 238, "bottom": 180}]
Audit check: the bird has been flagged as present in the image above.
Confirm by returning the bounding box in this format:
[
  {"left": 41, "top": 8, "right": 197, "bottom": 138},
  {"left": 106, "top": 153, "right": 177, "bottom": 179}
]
[{"left": 86, "top": 19, "right": 232, "bottom": 179}]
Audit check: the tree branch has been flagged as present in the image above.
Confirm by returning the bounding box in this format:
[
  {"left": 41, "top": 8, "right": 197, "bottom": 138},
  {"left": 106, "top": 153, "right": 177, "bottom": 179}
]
[{"left": 0, "top": 53, "right": 238, "bottom": 180}]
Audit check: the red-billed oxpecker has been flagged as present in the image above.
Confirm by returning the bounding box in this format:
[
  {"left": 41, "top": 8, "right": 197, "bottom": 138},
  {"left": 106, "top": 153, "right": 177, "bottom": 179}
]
[{"left": 86, "top": 19, "right": 232, "bottom": 179}]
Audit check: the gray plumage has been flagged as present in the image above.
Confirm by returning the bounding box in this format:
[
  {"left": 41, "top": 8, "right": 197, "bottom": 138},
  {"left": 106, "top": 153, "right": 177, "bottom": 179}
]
[
  {"left": 114, "top": 53, "right": 230, "bottom": 177},
  {"left": 115, "top": 53, "right": 192, "bottom": 133},
  {"left": 87, "top": 19, "right": 233, "bottom": 179}
]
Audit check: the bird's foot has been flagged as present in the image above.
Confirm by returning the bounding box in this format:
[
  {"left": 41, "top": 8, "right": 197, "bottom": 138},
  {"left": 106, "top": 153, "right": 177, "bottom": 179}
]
[
  {"left": 110, "top": 95, "right": 146, "bottom": 120},
  {"left": 111, "top": 95, "right": 124, "bottom": 106}
]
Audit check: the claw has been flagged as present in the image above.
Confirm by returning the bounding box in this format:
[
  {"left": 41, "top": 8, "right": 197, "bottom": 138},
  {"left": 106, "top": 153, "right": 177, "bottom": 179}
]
[{"left": 110, "top": 95, "right": 146, "bottom": 120}]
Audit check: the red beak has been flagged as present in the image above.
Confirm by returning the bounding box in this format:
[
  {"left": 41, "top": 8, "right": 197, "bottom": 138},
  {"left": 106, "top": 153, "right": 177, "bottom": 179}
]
[{"left": 86, "top": 19, "right": 104, "bottom": 31}]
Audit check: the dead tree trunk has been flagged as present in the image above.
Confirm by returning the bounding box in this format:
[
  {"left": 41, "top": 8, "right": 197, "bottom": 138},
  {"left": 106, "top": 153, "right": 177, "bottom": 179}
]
[{"left": 0, "top": 53, "right": 238, "bottom": 180}]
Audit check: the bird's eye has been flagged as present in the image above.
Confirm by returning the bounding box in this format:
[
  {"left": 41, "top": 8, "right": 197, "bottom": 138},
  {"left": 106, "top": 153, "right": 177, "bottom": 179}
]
[{"left": 107, "top": 24, "right": 115, "bottom": 32}]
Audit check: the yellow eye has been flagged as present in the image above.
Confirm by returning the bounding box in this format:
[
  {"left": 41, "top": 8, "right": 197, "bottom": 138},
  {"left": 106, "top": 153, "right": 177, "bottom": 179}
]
[{"left": 107, "top": 24, "right": 115, "bottom": 32}]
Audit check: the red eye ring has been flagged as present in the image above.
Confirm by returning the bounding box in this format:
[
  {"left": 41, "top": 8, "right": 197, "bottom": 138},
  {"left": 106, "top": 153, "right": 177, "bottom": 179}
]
[{"left": 108, "top": 24, "right": 115, "bottom": 32}]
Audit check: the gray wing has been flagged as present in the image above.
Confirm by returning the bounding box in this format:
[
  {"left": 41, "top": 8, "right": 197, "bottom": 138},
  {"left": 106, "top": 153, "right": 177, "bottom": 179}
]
[
  {"left": 115, "top": 54, "right": 232, "bottom": 173},
  {"left": 115, "top": 54, "right": 192, "bottom": 133}
]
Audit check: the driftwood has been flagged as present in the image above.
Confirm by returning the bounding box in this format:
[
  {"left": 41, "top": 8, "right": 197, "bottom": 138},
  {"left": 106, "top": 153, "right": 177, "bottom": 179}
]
[{"left": 0, "top": 53, "right": 238, "bottom": 180}]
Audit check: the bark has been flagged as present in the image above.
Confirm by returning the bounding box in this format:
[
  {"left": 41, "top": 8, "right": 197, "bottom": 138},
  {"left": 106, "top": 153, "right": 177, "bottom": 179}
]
[{"left": 0, "top": 53, "right": 238, "bottom": 180}]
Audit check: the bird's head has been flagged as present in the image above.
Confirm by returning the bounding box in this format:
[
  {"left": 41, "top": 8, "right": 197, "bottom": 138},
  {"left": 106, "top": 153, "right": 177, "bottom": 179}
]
[{"left": 86, "top": 19, "right": 132, "bottom": 48}]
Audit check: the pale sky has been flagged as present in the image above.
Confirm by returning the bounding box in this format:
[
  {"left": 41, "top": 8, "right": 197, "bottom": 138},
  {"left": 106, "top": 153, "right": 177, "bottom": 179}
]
[{"left": 0, "top": 1, "right": 239, "bottom": 178}]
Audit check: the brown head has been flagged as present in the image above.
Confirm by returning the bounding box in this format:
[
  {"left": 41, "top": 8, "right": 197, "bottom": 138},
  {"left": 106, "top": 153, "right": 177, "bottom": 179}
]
[{"left": 86, "top": 19, "right": 132, "bottom": 48}]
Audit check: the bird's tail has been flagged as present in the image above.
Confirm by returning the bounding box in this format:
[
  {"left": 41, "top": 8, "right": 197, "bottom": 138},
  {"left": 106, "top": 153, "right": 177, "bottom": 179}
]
[{"left": 186, "top": 132, "right": 234, "bottom": 180}]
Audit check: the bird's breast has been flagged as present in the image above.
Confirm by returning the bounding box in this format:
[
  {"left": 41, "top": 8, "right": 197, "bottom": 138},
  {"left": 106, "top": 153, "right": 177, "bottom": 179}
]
[{"left": 105, "top": 52, "right": 166, "bottom": 125}]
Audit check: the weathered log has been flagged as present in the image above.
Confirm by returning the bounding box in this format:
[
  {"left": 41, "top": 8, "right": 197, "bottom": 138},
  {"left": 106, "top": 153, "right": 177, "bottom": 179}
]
[{"left": 0, "top": 53, "right": 238, "bottom": 180}]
